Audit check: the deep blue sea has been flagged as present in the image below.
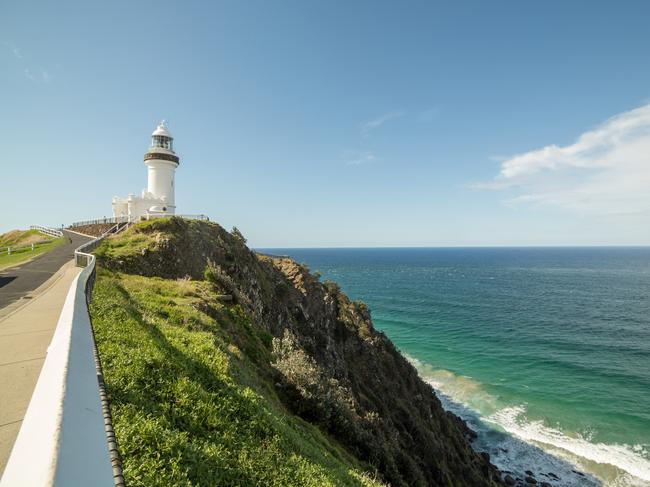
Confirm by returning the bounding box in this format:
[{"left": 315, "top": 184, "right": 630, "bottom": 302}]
[{"left": 261, "top": 247, "right": 650, "bottom": 487}]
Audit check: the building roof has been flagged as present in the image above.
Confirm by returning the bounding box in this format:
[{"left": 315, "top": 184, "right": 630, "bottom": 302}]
[{"left": 152, "top": 120, "right": 172, "bottom": 138}]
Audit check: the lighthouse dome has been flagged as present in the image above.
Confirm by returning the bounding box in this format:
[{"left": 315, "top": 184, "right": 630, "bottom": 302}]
[{"left": 152, "top": 120, "right": 172, "bottom": 138}]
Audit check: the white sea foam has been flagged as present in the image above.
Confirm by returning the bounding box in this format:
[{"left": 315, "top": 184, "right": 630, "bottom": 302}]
[
  {"left": 487, "top": 405, "right": 650, "bottom": 484},
  {"left": 406, "top": 356, "right": 650, "bottom": 487}
]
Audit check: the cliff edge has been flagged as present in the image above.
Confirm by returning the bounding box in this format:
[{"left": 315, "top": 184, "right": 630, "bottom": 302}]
[{"left": 92, "top": 217, "right": 502, "bottom": 486}]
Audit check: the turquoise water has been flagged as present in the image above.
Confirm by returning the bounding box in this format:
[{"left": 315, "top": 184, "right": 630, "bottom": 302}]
[{"left": 264, "top": 248, "right": 650, "bottom": 486}]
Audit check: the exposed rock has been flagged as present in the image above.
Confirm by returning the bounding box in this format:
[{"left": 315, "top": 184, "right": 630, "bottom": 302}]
[
  {"left": 504, "top": 474, "right": 516, "bottom": 485},
  {"left": 96, "top": 217, "right": 503, "bottom": 487},
  {"left": 525, "top": 476, "right": 537, "bottom": 485}
]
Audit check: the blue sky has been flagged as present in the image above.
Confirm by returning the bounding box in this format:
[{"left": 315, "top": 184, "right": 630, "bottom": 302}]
[{"left": 2, "top": 1, "right": 650, "bottom": 247}]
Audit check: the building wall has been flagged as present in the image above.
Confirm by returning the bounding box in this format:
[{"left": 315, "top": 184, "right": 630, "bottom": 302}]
[{"left": 146, "top": 160, "right": 176, "bottom": 209}]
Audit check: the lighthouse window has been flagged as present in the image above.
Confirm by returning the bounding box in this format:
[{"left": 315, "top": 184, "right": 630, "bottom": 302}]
[{"left": 151, "top": 135, "right": 173, "bottom": 150}]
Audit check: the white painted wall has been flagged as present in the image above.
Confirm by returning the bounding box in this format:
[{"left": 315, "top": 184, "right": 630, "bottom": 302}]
[{"left": 146, "top": 159, "right": 176, "bottom": 212}]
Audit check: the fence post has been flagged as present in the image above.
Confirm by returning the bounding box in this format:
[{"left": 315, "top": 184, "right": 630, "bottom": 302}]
[{"left": 31, "top": 243, "right": 35, "bottom": 251}]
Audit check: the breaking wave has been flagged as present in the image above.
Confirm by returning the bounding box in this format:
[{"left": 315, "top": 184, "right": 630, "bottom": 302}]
[{"left": 407, "top": 356, "right": 650, "bottom": 487}]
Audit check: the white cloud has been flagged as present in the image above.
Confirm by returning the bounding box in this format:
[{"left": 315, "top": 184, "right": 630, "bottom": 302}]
[
  {"left": 24, "top": 68, "right": 51, "bottom": 83},
  {"left": 5, "top": 42, "right": 52, "bottom": 83},
  {"left": 360, "top": 111, "right": 403, "bottom": 136},
  {"left": 477, "top": 102, "right": 650, "bottom": 215},
  {"left": 346, "top": 151, "right": 376, "bottom": 165}
]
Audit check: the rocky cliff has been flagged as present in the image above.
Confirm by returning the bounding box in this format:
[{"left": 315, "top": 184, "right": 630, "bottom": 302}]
[{"left": 94, "top": 217, "right": 502, "bottom": 486}]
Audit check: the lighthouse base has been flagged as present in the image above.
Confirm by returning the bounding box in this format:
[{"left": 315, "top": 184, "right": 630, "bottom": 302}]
[{"left": 112, "top": 191, "right": 175, "bottom": 223}]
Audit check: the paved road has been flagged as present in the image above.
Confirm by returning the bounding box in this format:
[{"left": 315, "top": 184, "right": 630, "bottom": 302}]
[{"left": 0, "top": 230, "right": 91, "bottom": 310}]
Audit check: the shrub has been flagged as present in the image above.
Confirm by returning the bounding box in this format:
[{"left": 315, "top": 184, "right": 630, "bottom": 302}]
[
  {"left": 231, "top": 226, "right": 247, "bottom": 244},
  {"left": 271, "top": 330, "right": 356, "bottom": 429},
  {"left": 323, "top": 280, "right": 340, "bottom": 296}
]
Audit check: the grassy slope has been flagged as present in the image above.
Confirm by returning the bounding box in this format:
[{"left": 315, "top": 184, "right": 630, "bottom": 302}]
[
  {"left": 0, "top": 230, "right": 63, "bottom": 270},
  {"left": 91, "top": 269, "right": 385, "bottom": 487},
  {"left": 0, "top": 229, "right": 44, "bottom": 247}
]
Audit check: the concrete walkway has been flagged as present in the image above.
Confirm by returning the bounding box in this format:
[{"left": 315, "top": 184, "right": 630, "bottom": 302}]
[{"left": 0, "top": 231, "right": 90, "bottom": 475}]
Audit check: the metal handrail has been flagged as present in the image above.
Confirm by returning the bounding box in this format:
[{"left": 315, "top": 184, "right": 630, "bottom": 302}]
[{"left": 68, "top": 216, "right": 129, "bottom": 228}]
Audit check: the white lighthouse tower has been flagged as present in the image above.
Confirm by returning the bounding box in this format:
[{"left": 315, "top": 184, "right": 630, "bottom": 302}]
[
  {"left": 111, "top": 120, "right": 181, "bottom": 221},
  {"left": 145, "top": 121, "right": 179, "bottom": 214}
]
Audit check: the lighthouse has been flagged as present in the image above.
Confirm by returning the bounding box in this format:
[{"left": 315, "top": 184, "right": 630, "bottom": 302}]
[
  {"left": 111, "top": 121, "right": 181, "bottom": 221},
  {"left": 145, "top": 121, "right": 179, "bottom": 214}
]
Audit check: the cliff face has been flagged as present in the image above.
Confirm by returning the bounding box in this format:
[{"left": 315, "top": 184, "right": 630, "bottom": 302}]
[{"left": 96, "top": 218, "right": 501, "bottom": 487}]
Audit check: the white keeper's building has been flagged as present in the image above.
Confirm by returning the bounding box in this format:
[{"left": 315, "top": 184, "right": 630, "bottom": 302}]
[{"left": 112, "top": 121, "right": 180, "bottom": 221}]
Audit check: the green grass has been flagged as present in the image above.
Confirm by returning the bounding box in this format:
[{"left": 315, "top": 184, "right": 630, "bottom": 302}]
[
  {"left": 90, "top": 269, "right": 385, "bottom": 487},
  {"left": 0, "top": 236, "right": 64, "bottom": 270},
  {"left": 0, "top": 229, "right": 43, "bottom": 247},
  {"left": 93, "top": 223, "right": 157, "bottom": 260}
]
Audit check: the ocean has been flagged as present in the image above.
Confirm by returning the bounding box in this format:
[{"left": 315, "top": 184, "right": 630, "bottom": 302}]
[{"left": 261, "top": 247, "right": 650, "bottom": 487}]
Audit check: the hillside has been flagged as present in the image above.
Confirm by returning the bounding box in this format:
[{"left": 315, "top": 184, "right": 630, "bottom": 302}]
[
  {"left": 0, "top": 229, "right": 64, "bottom": 270},
  {"left": 91, "top": 217, "right": 502, "bottom": 486},
  {"left": 0, "top": 229, "right": 51, "bottom": 247}
]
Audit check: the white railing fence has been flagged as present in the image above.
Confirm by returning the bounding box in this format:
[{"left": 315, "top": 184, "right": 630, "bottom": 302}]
[
  {"left": 2, "top": 227, "right": 64, "bottom": 257},
  {"left": 70, "top": 213, "right": 209, "bottom": 228},
  {"left": 30, "top": 225, "right": 64, "bottom": 239},
  {"left": 3, "top": 240, "right": 52, "bottom": 257},
  {"left": 1, "top": 232, "right": 124, "bottom": 487}
]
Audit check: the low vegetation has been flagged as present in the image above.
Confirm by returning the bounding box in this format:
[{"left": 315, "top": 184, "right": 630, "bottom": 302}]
[
  {"left": 0, "top": 229, "right": 63, "bottom": 270},
  {"left": 91, "top": 270, "right": 384, "bottom": 487}
]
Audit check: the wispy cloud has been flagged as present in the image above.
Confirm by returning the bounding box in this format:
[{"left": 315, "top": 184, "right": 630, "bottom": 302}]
[
  {"left": 3, "top": 41, "right": 23, "bottom": 59},
  {"left": 360, "top": 111, "right": 403, "bottom": 136},
  {"left": 345, "top": 151, "right": 377, "bottom": 166},
  {"left": 475, "top": 102, "right": 650, "bottom": 215},
  {"left": 24, "top": 68, "right": 51, "bottom": 83},
  {"left": 4, "top": 42, "right": 53, "bottom": 83}
]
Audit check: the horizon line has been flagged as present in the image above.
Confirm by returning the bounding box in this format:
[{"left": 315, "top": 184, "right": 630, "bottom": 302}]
[{"left": 254, "top": 244, "right": 650, "bottom": 250}]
